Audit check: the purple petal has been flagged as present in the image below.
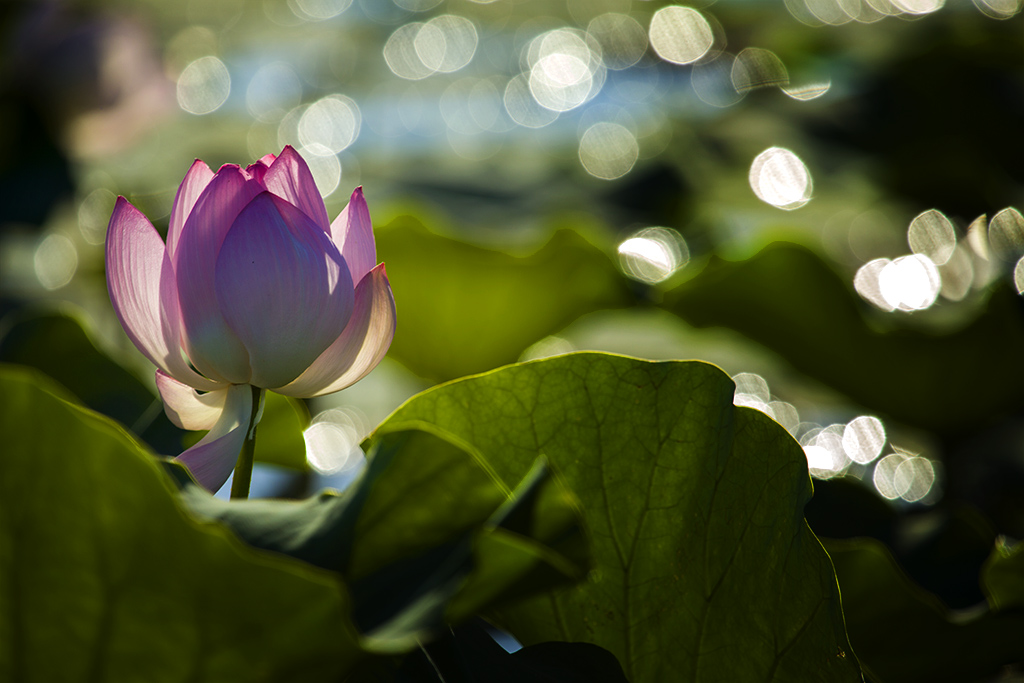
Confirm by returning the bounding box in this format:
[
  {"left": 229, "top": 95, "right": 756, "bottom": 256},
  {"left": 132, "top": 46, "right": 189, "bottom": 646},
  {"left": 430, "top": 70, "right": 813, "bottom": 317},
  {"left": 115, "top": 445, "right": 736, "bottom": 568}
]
[
  {"left": 244, "top": 153, "right": 276, "bottom": 184},
  {"left": 167, "top": 159, "right": 213, "bottom": 262},
  {"left": 156, "top": 370, "right": 229, "bottom": 430},
  {"left": 329, "top": 187, "right": 377, "bottom": 286},
  {"left": 175, "top": 165, "right": 263, "bottom": 384},
  {"left": 105, "top": 197, "right": 219, "bottom": 391},
  {"left": 216, "top": 192, "right": 354, "bottom": 389},
  {"left": 173, "top": 383, "right": 253, "bottom": 492},
  {"left": 274, "top": 263, "right": 395, "bottom": 397},
  {"left": 263, "top": 145, "right": 331, "bottom": 232},
  {"left": 245, "top": 163, "right": 268, "bottom": 184}
]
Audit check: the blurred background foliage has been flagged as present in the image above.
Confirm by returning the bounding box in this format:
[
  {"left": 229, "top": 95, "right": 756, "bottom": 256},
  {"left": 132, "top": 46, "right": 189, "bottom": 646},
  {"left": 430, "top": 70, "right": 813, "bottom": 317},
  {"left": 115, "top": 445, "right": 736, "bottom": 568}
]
[{"left": 3, "top": 0, "right": 1024, "bottom": 679}]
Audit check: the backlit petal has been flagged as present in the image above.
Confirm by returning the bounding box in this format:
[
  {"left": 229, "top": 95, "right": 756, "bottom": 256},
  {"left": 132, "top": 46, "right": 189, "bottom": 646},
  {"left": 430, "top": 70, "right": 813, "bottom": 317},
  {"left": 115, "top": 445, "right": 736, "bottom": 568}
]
[
  {"left": 275, "top": 263, "right": 395, "bottom": 397},
  {"left": 173, "top": 383, "right": 253, "bottom": 492},
  {"left": 329, "top": 187, "right": 376, "bottom": 286},
  {"left": 175, "top": 165, "right": 262, "bottom": 384},
  {"left": 244, "top": 153, "right": 275, "bottom": 184},
  {"left": 106, "top": 197, "right": 219, "bottom": 391},
  {"left": 263, "top": 145, "right": 331, "bottom": 232},
  {"left": 156, "top": 370, "right": 229, "bottom": 430},
  {"left": 167, "top": 159, "right": 213, "bottom": 261},
  {"left": 216, "top": 192, "right": 354, "bottom": 389}
]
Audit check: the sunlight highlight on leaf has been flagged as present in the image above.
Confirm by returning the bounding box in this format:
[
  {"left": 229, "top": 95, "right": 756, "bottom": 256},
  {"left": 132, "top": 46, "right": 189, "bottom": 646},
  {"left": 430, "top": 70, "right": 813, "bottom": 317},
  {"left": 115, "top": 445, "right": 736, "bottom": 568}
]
[{"left": 379, "top": 355, "right": 862, "bottom": 682}]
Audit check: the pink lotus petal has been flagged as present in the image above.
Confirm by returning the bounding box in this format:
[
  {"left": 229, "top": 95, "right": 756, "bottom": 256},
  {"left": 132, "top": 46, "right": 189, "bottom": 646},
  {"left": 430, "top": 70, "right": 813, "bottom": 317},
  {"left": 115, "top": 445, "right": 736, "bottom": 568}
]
[
  {"left": 275, "top": 263, "right": 395, "bottom": 397},
  {"left": 167, "top": 159, "right": 213, "bottom": 261},
  {"left": 244, "top": 153, "right": 276, "bottom": 183},
  {"left": 244, "top": 163, "right": 268, "bottom": 184},
  {"left": 216, "top": 192, "right": 354, "bottom": 389},
  {"left": 156, "top": 370, "right": 229, "bottom": 430},
  {"left": 263, "top": 145, "right": 330, "bottom": 232},
  {"left": 173, "top": 383, "right": 254, "bottom": 492},
  {"left": 329, "top": 187, "right": 376, "bottom": 286},
  {"left": 106, "top": 197, "right": 219, "bottom": 391},
  {"left": 175, "top": 165, "right": 262, "bottom": 384}
]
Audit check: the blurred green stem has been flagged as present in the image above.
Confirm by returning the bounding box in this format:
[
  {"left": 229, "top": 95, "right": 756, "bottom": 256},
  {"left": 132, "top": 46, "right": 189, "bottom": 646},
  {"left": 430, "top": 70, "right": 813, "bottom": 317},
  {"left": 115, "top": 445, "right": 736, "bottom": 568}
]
[{"left": 230, "top": 385, "right": 265, "bottom": 500}]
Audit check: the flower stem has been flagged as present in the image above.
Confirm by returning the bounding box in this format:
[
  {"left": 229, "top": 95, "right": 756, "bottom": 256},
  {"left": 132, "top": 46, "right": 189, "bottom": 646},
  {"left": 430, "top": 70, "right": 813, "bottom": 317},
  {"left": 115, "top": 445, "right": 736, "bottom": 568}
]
[{"left": 230, "top": 385, "right": 265, "bottom": 500}]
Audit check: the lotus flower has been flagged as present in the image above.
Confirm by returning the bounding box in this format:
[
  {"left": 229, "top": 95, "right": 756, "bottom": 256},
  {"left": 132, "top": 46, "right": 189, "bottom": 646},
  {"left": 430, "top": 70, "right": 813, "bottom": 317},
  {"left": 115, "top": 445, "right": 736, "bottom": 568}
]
[{"left": 106, "top": 146, "right": 395, "bottom": 491}]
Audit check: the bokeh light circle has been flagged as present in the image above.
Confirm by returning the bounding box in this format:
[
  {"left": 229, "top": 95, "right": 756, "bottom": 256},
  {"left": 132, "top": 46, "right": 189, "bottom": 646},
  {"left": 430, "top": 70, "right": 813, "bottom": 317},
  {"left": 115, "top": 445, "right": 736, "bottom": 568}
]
[
  {"left": 298, "top": 95, "right": 361, "bottom": 154},
  {"left": 878, "top": 254, "right": 941, "bottom": 311},
  {"left": 177, "top": 56, "right": 231, "bottom": 115},
  {"left": 749, "top": 147, "right": 813, "bottom": 210},
  {"left": 587, "top": 13, "right": 648, "bottom": 70},
  {"left": 617, "top": 227, "right": 689, "bottom": 283},
  {"left": 842, "top": 416, "right": 886, "bottom": 465},
  {"left": 649, "top": 6, "right": 714, "bottom": 65},
  {"left": 907, "top": 209, "right": 956, "bottom": 266},
  {"left": 579, "top": 122, "right": 639, "bottom": 180}
]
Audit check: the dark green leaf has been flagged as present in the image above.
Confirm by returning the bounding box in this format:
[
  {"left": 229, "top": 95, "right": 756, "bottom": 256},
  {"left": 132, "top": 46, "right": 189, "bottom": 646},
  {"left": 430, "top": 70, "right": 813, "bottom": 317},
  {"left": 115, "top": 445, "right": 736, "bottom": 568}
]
[
  {"left": 378, "top": 352, "right": 861, "bottom": 682},
  {"left": 393, "top": 620, "right": 630, "bottom": 683},
  {"left": 827, "top": 537, "right": 1024, "bottom": 683},
  {"left": 983, "top": 537, "right": 1024, "bottom": 610},
  {"left": 0, "top": 364, "right": 359, "bottom": 681},
  {"left": 0, "top": 308, "right": 183, "bottom": 453},
  {"left": 168, "top": 426, "right": 589, "bottom": 657},
  {"left": 377, "top": 217, "right": 631, "bottom": 381}
]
